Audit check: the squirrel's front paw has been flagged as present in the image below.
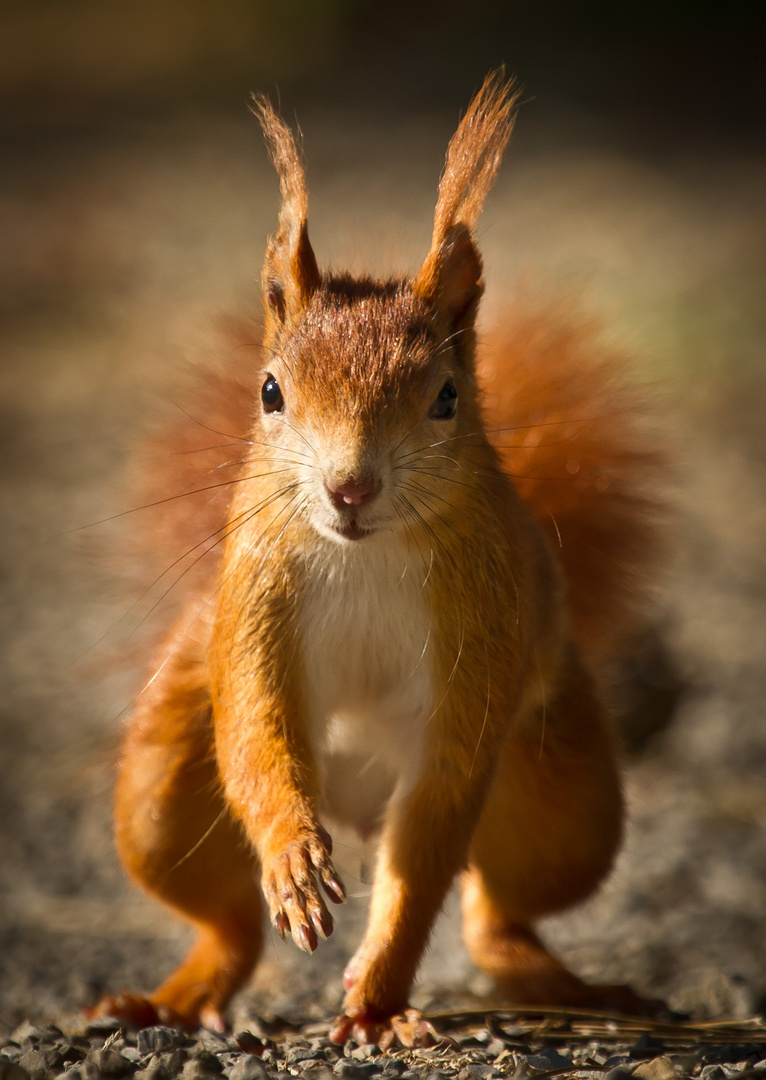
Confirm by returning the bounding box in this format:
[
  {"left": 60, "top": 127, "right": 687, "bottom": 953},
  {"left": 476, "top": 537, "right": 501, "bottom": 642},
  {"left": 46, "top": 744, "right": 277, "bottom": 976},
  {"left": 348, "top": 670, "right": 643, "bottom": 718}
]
[
  {"left": 329, "top": 1007, "right": 438, "bottom": 1049},
  {"left": 261, "top": 827, "right": 346, "bottom": 953}
]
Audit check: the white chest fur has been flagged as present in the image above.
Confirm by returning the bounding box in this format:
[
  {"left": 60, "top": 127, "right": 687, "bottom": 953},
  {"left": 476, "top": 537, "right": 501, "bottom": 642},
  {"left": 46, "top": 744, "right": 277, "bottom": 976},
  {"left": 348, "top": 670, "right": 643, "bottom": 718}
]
[{"left": 299, "top": 535, "right": 434, "bottom": 835}]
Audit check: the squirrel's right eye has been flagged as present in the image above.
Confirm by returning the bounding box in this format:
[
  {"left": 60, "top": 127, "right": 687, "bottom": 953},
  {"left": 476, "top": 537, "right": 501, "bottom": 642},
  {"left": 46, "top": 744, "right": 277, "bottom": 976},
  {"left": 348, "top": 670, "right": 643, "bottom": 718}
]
[
  {"left": 429, "top": 379, "right": 457, "bottom": 420},
  {"left": 261, "top": 376, "right": 284, "bottom": 414}
]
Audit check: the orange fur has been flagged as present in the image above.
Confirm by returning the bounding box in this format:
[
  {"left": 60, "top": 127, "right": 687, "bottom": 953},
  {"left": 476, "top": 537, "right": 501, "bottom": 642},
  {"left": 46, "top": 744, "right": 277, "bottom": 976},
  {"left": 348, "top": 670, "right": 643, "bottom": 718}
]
[
  {"left": 479, "top": 301, "right": 665, "bottom": 659},
  {"left": 96, "top": 73, "right": 667, "bottom": 1043}
]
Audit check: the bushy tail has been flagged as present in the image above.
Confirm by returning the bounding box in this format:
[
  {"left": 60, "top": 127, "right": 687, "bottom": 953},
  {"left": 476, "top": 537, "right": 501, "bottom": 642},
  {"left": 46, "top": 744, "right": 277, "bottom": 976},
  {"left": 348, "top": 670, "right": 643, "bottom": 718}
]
[
  {"left": 479, "top": 297, "right": 667, "bottom": 661},
  {"left": 124, "top": 319, "right": 262, "bottom": 627}
]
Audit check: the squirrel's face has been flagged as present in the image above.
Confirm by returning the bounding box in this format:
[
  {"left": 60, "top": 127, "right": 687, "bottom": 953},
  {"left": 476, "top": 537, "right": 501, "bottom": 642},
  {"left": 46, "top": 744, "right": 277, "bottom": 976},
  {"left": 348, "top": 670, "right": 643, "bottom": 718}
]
[
  {"left": 250, "top": 77, "right": 516, "bottom": 548},
  {"left": 255, "top": 282, "right": 482, "bottom": 546}
]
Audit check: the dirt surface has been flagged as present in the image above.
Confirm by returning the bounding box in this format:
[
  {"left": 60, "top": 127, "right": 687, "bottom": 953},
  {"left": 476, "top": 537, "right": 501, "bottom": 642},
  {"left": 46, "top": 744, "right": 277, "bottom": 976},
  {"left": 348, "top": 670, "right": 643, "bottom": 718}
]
[{"left": 1, "top": 98, "right": 765, "bottom": 1046}]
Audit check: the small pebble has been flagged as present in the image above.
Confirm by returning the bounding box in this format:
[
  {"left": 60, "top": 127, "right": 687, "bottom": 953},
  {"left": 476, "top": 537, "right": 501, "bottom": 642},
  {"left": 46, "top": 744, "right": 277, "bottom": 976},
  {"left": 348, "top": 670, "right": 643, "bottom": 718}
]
[
  {"left": 332, "top": 1061, "right": 380, "bottom": 1078},
  {"left": 85, "top": 1049, "right": 133, "bottom": 1079},
  {"left": 19, "top": 1048, "right": 63, "bottom": 1080},
  {"left": 700, "top": 1067, "right": 728, "bottom": 1080},
  {"left": 604, "top": 1068, "right": 635, "bottom": 1080},
  {"left": 525, "top": 1047, "right": 576, "bottom": 1071},
  {"left": 226, "top": 1057, "right": 268, "bottom": 1080},
  {"left": 0, "top": 1060, "right": 30, "bottom": 1080},
  {"left": 181, "top": 1061, "right": 222, "bottom": 1080},
  {"left": 137, "top": 1031, "right": 186, "bottom": 1058},
  {"left": 188, "top": 1053, "right": 223, "bottom": 1075},
  {"left": 456, "top": 1036, "right": 484, "bottom": 1049},
  {"left": 347, "top": 1046, "right": 378, "bottom": 1062},
  {"left": 194, "top": 1036, "right": 231, "bottom": 1057},
  {"left": 58, "top": 1042, "right": 90, "bottom": 1066},
  {"left": 17, "top": 1029, "right": 64, "bottom": 1048},
  {"left": 285, "top": 1047, "right": 321, "bottom": 1067},
  {"left": 133, "top": 1062, "right": 171, "bottom": 1080},
  {"left": 9, "top": 1025, "right": 36, "bottom": 1046},
  {"left": 631, "top": 1034, "right": 668, "bottom": 1060},
  {"left": 632, "top": 1056, "right": 681, "bottom": 1080},
  {"left": 605, "top": 1055, "right": 632, "bottom": 1070},
  {"left": 457, "top": 1065, "right": 496, "bottom": 1080},
  {"left": 378, "top": 1061, "right": 406, "bottom": 1076},
  {"left": 160, "top": 1050, "right": 188, "bottom": 1074}
]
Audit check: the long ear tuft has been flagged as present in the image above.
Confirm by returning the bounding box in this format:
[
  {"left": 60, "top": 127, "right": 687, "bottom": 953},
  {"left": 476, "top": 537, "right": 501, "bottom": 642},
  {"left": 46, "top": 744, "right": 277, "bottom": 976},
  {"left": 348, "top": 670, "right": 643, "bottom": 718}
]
[
  {"left": 431, "top": 69, "right": 519, "bottom": 242},
  {"left": 250, "top": 95, "right": 320, "bottom": 331},
  {"left": 415, "top": 71, "right": 520, "bottom": 337}
]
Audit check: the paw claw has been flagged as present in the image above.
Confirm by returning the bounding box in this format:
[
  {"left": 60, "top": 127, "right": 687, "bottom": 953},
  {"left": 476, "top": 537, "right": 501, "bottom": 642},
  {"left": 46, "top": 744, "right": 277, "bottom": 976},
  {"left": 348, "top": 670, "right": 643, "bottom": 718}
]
[
  {"left": 273, "top": 911, "right": 290, "bottom": 941},
  {"left": 323, "top": 874, "right": 346, "bottom": 904},
  {"left": 311, "top": 909, "right": 331, "bottom": 940},
  {"left": 295, "top": 923, "right": 317, "bottom": 954}
]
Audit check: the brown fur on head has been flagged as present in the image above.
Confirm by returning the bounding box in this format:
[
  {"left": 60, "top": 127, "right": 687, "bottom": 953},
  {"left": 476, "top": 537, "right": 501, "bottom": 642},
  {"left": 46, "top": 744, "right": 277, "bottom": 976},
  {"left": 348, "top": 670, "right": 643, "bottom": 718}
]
[{"left": 253, "top": 71, "right": 519, "bottom": 355}]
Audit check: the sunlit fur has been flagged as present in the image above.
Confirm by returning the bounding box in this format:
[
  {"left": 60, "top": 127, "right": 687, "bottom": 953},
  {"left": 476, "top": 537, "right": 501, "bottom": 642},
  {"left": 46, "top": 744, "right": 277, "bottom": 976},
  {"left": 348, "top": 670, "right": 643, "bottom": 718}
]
[{"left": 102, "top": 73, "right": 666, "bottom": 1040}]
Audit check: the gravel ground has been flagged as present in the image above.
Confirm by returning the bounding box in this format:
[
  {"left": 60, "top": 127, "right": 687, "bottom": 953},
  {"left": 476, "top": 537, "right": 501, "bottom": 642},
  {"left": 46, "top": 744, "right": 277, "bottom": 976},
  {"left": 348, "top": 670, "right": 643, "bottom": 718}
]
[
  {"left": 2, "top": 1013, "right": 766, "bottom": 1080},
  {"left": 1, "top": 99, "right": 765, "bottom": 1076}
]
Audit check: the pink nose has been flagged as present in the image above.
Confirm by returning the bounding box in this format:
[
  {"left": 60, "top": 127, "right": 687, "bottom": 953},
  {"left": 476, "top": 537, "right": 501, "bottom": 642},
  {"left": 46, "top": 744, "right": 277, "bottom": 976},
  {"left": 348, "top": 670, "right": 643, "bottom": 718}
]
[{"left": 326, "top": 477, "right": 381, "bottom": 509}]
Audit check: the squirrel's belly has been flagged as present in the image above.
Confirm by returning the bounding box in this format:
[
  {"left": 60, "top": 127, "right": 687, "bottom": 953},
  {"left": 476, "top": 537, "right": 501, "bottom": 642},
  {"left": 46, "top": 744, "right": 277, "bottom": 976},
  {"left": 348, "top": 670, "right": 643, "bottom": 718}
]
[{"left": 299, "top": 537, "right": 434, "bottom": 834}]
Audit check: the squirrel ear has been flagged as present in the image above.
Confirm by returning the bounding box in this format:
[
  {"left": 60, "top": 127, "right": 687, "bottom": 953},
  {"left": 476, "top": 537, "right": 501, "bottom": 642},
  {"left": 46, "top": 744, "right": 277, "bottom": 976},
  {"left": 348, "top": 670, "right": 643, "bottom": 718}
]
[
  {"left": 414, "top": 71, "right": 519, "bottom": 337},
  {"left": 415, "top": 223, "right": 484, "bottom": 336},
  {"left": 251, "top": 96, "right": 320, "bottom": 330}
]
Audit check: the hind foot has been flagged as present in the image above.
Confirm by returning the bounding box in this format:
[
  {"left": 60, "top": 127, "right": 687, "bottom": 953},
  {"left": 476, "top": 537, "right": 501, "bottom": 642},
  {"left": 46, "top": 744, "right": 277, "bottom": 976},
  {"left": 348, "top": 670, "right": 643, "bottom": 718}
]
[
  {"left": 470, "top": 921, "right": 666, "bottom": 1017},
  {"left": 87, "top": 990, "right": 226, "bottom": 1032},
  {"left": 329, "top": 1007, "right": 438, "bottom": 1049}
]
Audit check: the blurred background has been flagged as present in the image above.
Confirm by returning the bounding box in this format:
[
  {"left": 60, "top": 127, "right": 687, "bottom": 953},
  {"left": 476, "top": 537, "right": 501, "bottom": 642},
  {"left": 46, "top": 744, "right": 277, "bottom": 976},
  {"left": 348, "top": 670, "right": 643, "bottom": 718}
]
[{"left": 1, "top": 0, "right": 765, "bottom": 1034}]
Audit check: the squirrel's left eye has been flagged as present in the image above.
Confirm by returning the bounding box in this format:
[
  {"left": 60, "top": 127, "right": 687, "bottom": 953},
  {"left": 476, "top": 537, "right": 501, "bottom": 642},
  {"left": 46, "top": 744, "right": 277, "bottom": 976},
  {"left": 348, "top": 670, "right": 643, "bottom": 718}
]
[
  {"left": 261, "top": 375, "right": 284, "bottom": 414},
  {"left": 429, "top": 379, "right": 457, "bottom": 420}
]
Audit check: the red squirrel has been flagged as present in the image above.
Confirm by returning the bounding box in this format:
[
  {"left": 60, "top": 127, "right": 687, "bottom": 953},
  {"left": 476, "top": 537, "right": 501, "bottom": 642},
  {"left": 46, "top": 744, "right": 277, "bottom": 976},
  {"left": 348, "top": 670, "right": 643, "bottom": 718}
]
[{"left": 94, "top": 72, "right": 665, "bottom": 1045}]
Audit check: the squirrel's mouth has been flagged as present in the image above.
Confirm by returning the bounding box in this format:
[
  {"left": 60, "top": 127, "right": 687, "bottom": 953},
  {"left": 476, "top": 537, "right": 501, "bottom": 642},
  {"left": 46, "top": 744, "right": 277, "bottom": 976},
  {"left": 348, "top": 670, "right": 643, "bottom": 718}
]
[{"left": 333, "top": 520, "right": 372, "bottom": 541}]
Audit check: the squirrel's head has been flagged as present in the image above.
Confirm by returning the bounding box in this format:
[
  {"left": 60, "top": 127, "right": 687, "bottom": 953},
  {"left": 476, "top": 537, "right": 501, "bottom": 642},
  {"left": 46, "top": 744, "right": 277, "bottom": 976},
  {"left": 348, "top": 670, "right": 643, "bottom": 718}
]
[{"left": 250, "top": 73, "right": 518, "bottom": 546}]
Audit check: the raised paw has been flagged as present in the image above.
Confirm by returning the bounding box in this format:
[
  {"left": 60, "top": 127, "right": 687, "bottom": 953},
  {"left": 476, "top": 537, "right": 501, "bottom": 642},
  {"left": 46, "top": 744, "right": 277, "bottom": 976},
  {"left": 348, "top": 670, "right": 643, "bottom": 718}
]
[
  {"left": 329, "top": 1007, "right": 438, "bottom": 1049},
  {"left": 261, "top": 828, "right": 345, "bottom": 954}
]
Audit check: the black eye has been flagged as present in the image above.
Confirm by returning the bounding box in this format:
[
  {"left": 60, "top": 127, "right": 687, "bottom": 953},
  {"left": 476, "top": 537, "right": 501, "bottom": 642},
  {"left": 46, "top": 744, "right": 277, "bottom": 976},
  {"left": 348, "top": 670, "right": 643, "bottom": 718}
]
[
  {"left": 429, "top": 379, "right": 457, "bottom": 420},
  {"left": 261, "top": 375, "right": 284, "bottom": 413}
]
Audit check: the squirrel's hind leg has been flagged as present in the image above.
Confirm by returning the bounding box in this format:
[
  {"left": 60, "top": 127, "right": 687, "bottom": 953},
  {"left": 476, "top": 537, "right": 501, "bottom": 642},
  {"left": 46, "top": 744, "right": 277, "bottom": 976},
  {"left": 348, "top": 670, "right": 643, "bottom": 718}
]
[
  {"left": 95, "top": 617, "right": 263, "bottom": 1030},
  {"left": 461, "top": 644, "right": 660, "bottom": 1015}
]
